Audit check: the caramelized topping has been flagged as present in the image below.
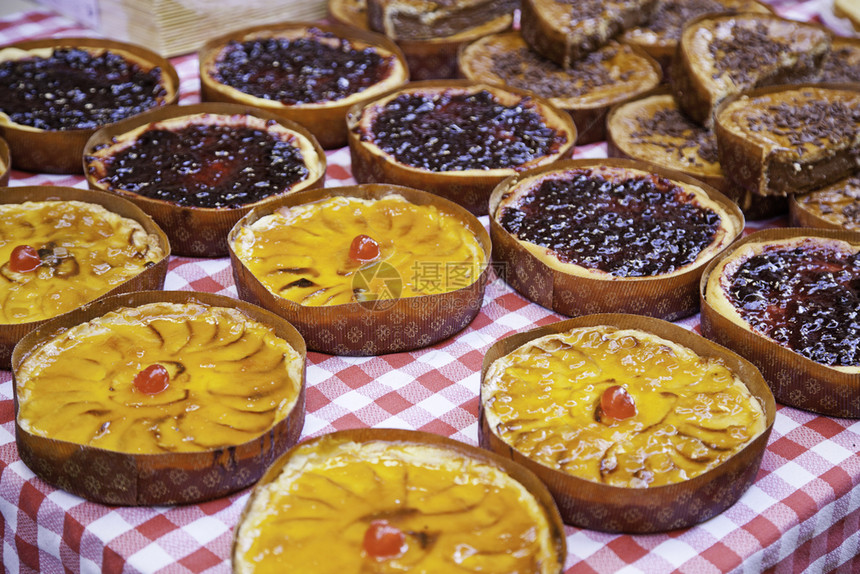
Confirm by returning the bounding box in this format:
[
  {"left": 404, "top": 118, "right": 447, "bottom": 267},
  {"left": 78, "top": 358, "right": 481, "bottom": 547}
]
[
  {"left": 725, "top": 243, "right": 860, "bottom": 367},
  {"left": 133, "top": 364, "right": 169, "bottom": 395},
  {"left": 363, "top": 520, "right": 405, "bottom": 559},
  {"left": 366, "top": 90, "right": 565, "bottom": 172},
  {"left": 0, "top": 47, "right": 166, "bottom": 130},
  {"left": 747, "top": 100, "right": 860, "bottom": 155},
  {"left": 211, "top": 29, "right": 394, "bottom": 105},
  {"left": 600, "top": 385, "right": 637, "bottom": 420},
  {"left": 646, "top": 0, "right": 725, "bottom": 39},
  {"left": 708, "top": 22, "right": 785, "bottom": 83},
  {"left": 9, "top": 245, "right": 41, "bottom": 273},
  {"left": 631, "top": 108, "right": 719, "bottom": 165},
  {"left": 349, "top": 234, "right": 380, "bottom": 262},
  {"left": 820, "top": 47, "right": 860, "bottom": 83}
]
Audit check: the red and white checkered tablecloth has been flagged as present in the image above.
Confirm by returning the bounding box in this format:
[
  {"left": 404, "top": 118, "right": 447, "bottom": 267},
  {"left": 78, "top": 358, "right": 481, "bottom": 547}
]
[{"left": 1, "top": 3, "right": 859, "bottom": 573}]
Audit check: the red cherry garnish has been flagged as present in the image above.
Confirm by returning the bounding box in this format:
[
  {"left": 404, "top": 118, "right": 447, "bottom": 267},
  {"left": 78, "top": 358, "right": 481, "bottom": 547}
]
[
  {"left": 600, "top": 385, "right": 636, "bottom": 420},
  {"left": 133, "top": 364, "right": 170, "bottom": 395},
  {"left": 363, "top": 520, "right": 405, "bottom": 559},
  {"left": 349, "top": 234, "right": 380, "bottom": 262},
  {"left": 9, "top": 245, "right": 41, "bottom": 273}
]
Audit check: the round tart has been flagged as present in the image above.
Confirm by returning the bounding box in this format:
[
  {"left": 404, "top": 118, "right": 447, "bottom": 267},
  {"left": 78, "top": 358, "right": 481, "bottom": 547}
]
[
  {"left": 347, "top": 80, "right": 576, "bottom": 215},
  {"left": 481, "top": 315, "right": 774, "bottom": 532},
  {"left": 229, "top": 185, "right": 490, "bottom": 355},
  {"left": 0, "top": 38, "right": 178, "bottom": 174},
  {"left": 199, "top": 22, "right": 408, "bottom": 149},
  {"left": 12, "top": 291, "right": 306, "bottom": 505},
  {"left": 84, "top": 103, "right": 326, "bottom": 257},
  {"left": 791, "top": 172, "right": 860, "bottom": 231},
  {"left": 233, "top": 429, "right": 565, "bottom": 573},
  {"left": 458, "top": 33, "right": 661, "bottom": 145}
]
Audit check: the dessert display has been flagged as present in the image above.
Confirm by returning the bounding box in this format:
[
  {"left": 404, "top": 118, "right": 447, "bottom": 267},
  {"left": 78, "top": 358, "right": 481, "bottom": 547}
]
[
  {"left": 818, "top": 37, "right": 860, "bottom": 84},
  {"left": 366, "top": 0, "right": 517, "bottom": 40},
  {"left": 714, "top": 85, "right": 860, "bottom": 198},
  {"left": 481, "top": 315, "right": 774, "bottom": 531},
  {"left": 520, "top": 0, "right": 657, "bottom": 68},
  {"left": 671, "top": 13, "right": 831, "bottom": 125},
  {"left": 490, "top": 159, "right": 742, "bottom": 319},
  {"left": 84, "top": 103, "right": 326, "bottom": 257},
  {"left": 347, "top": 81, "right": 576, "bottom": 215},
  {"left": 12, "top": 291, "right": 306, "bottom": 505},
  {"left": 233, "top": 429, "right": 566, "bottom": 573},
  {"left": 229, "top": 185, "right": 490, "bottom": 355},
  {"left": 0, "top": 38, "right": 178, "bottom": 174},
  {"left": 791, "top": 172, "right": 860, "bottom": 230},
  {"left": 199, "top": 22, "right": 408, "bottom": 149},
  {"left": 458, "top": 33, "right": 661, "bottom": 145}
]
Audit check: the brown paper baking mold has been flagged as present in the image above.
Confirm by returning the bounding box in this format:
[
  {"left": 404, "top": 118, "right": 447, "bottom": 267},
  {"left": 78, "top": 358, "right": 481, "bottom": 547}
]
[
  {"left": 231, "top": 428, "right": 567, "bottom": 572},
  {"left": 479, "top": 313, "right": 775, "bottom": 533},
  {"left": 198, "top": 21, "right": 409, "bottom": 150},
  {"left": 0, "top": 186, "right": 170, "bottom": 368},
  {"left": 347, "top": 79, "right": 577, "bottom": 216},
  {"left": 12, "top": 290, "right": 307, "bottom": 506},
  {"left": 83, "top": 102, "right": 326, "bottom": 258},
  {"left": 490, "top": 158, "right": 744, "bottom": 321},
  {"left": 700, "top": 228, "right": 860, "bottom": 418},
  {"left": 229, "top": 184, "right": 491, "bottom": 356},
  {"left": 0, "top": 37, "right": 179, "bottom": 174},
  {"left": 0, "top": 136, "right": 9, "bottom": 187}
]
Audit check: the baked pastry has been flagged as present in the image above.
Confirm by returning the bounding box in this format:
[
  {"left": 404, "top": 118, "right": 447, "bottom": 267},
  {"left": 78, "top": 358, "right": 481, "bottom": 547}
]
[
  {"left": 483, "top": 325, "right": 767, "bottom": 487},
  {"left": 715, "top": 85, "right": 860, "bottom": 197},
  {"left": 520, "top": 0, "right": 658, "bottom": 68},
  {"left": 328, "top": 0, "right": 371, "bottom": 30},
  {"left": 366, "top": 0, "right": 518, "bottom": 40},
  {"left": 818, "top": 37, "right": 860, "bottom": 84},
  {"left": 671, "top": 13, "right": 832, "bottom": 125},
  {"left": 347, "top": 81, "right": 576, "bottom": 215},
  {"left": 15, "top": 301, "right": 304, "bottom": 453},
  {"left": 706, "top": 236, "right": 860, "bottom": 373},
  {"left": 233, "top": 432, "right": 564, "bottom": 573},
  {"left": 230, "top": 194, "right": 485, "bottom": 306},
  {"left": 199, "top": 23, "right": 408, "bottom": 149},
  {"left": 458, "top": 33, "right": 661, "bottom": 144},
  {"left": 0, "top": 200, "right": 164, "bottom": 324},
  {"left": 791, "top": 172, "right": 860, "bottom": 230}
]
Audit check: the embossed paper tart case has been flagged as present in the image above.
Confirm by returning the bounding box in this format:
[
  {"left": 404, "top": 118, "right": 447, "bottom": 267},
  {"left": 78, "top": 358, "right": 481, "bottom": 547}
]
[
  {"left": 700, "top": 228, "right": 860, "bottom": 418},
  {"left": 83, "top": 102, "right": 326, "bottom": 258},
  {"left": 480, "top": 313, "right": 775, "bottom": 533},
  {"left": 229, "top": 184, "right": 490, "bottom": 355},
  {"left": 0, "top": 38, "right": 179, "bottom": 174},
  {"left": 198, "top": 22, "right": 409, "bottom": 149},
  {"left": 12, "top": 290, "right": 307, "bottom": 506},
  {"left": 490, "top": 158, "right": 743, "bottom": 320},
  {"left": 789, "top": 172, "right": 860, "bottom": 231},
  {"left": 0, "top": 186, "right": 169, "bottom": 368},
  {"left": 232, "top": 428, "right": 567, "bottom": 573}
]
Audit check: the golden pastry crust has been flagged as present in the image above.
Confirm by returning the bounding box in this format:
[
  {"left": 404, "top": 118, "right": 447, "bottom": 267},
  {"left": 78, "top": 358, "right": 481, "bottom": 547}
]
[
  {"left": 234, "top": 438, "right": 561, "bottom": 574},
  {"left": 483, "top": 325, "right": 767, "bottom": 487},
  {"left": 705, "top": 236, "right": 860, "bottom": 373},
  {"left": 15, "top": 302, "right": 303, "bottom": 453},
  {"left": 792, "top": 173, "right": 860, "bottom": 230},
  {"left": 231, "top": 194, "right": 486, "bottom": 306},
  {"left": 0, "top": 200, "right": 163, "bottom": 324}
]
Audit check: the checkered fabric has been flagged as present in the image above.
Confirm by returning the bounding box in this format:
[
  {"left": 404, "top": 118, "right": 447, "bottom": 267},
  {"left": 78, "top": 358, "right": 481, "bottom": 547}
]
[{"left": 1, "top": 3, "right": 859, "bottom": 573}]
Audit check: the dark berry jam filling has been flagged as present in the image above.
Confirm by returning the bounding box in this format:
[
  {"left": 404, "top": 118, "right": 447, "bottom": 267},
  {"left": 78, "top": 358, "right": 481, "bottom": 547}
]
[
  {"left": 365, "top": 90, "right": 565, "bottom": 172},
  {"left": 499, "top": 169, "right": 722, "bottom": 277},
  {"left": 0, "top": 48, "right": 166, "bottom": 131},
  {"left": 726, "top": 243, "right": 860, "bottom": 367},
  {"left": 211, "top": 29, "right": 393, "bottom": 105},
  {"left": 91, "top": 121, "right": 309, "bottom": 208}
]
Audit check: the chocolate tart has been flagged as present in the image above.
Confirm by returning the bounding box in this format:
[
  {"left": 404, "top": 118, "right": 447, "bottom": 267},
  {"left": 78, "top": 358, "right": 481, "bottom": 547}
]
[
  {"left": 0, "top": 136, "right": 9, "bottom": 187},
  {"left": 458, "top": 33, "right": 661, "bottom": 145},
  {"left": 791, "top": 172, "right": 860, "bottom": 231},
  {"left": 670, "top": 13, "right": 832, "bottom": 125},
  {"left": 701, "top": 229, "right": 860, "bottom": 417},
  {"left": 0, "top": 38, "right": 179, "bottom": 174},
  {"left": 520, "top": 0, "right": 658, "bottom": 68},
  {"left": 12, "top": 290, "right": 306, "bottom": 506},
  {"left": 0, "top": 186, "right": 169, "bottom": 368},
  {"left": 714, "top": 84, "right": 860, "bottom": 198},
  {"left": 366, "top": 0, "right": 517, "bottom": 40},
  {"left": 84, "top": 103, "right": 326, "bottom": 257},
  {"left": 491, "top": 159, "right": 743, "bottom": 320},
  {"left": 347, "top": 80, "right": 576, "bottom": 216},
  {"left": 229, "top": 184, "right": 490, "bottom": 355},
  {"left": 199, "top": 22, "right": 408, "bottom": 149},
  {"left": 606, "top": 90, "right": 787, "bottom": 220},
  {"left": 233, "top": 428, "right": 566, "bottom": 573},
  {"left": 480, "top": 313, "right": 774, "bottom": 532},
  {"left": 819, "top": 37, "right": 860, "bottom": 84}
]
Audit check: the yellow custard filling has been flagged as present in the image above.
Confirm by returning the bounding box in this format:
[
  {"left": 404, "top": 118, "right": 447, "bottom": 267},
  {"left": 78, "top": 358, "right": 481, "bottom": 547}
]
[
  {"left": 231, "top": 195, "right": 486, "bottom": 306},
  {"left": 16, "top": 302, "right": 303, "bottom": 454},
  {"left": 0, "top": 200, "right": 163, "bottom": 324},
  {"left": 234, "top": 438, "right": 560, "bottom": 574},
  {"left": 483, "top": 326, "right": 766, "bottom": 488}
]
